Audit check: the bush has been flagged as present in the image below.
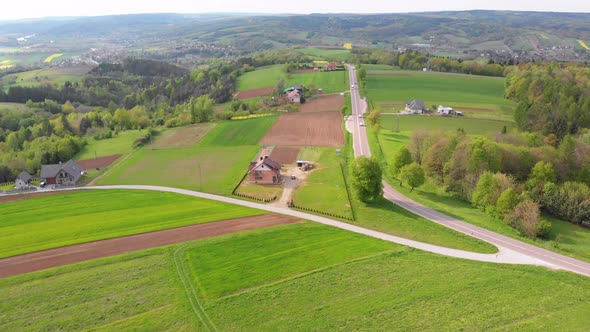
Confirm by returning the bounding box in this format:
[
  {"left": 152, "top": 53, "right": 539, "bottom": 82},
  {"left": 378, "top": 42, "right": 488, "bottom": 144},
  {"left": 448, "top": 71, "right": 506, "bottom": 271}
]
[{"left": 505, "top": 200, "right": 548, "bottom": 239}]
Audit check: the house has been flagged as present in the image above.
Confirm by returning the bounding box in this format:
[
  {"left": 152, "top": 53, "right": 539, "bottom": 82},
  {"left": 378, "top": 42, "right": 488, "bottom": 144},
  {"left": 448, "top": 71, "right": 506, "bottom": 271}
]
[
  {"left": 40, "top": 159, "right": 84, "bottom": 186},
  {"left": 437, "top": 105, "right": 454, "bottom": 115},
  {"left": 404, "top": 99, "right": 427, "bottom": 114},
  {"left": 15, "top": 170, "right": 33, "bottom": 189},
  {"left": 287, "top": 90, "right": 301, "bottom": 103},
  {"left": 248, "top": 156, "right": 282, "bottom": 184},
  {"left": 326, "top": 62, "right": 338, "bottom": 71}
]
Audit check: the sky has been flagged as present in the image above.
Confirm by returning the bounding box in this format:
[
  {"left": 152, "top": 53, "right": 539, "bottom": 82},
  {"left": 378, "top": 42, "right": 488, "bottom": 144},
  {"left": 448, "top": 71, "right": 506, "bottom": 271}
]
[{"left": 1, "top": 0, "right": 590, "bottom": 21}]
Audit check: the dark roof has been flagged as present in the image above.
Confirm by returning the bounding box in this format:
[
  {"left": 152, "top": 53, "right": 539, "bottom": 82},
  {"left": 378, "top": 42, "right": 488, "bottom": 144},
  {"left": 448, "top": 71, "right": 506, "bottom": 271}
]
[
  {"left": 407, "top": 99, "right": 426, "bottom": 111},
  {"left": 248, "top": 157, "right": 281, "bottom": 174},
  {"left": 40, "top": 160, "right": 84, "bottom": 182},
  {"left": 17, "top": 170, "right": 32, "bottom": 183}
]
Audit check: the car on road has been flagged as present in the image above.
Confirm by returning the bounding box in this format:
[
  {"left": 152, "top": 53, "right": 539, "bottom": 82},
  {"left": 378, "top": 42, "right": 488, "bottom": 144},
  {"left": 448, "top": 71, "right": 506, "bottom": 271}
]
[
  {"left": 358, "top": 114, "right": 362, "bottom": 118},
  {"left": 359, "top": 122, "right": 365, "bottom": 126}
]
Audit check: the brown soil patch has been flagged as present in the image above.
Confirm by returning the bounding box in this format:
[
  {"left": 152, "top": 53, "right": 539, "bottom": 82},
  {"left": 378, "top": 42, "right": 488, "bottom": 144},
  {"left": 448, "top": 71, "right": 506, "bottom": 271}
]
[
  {"left": 270, "top": 146, "right": 301, "bottom": 164},
  {"left": 0, "top": 190, "right": 81, "bottom": 204},
  {"left": 235, "top": 86, "right": 274, "bottom": 100},
  {"left": 300, "top": 94, "right": 345, "bottom": 113},
  {"left": 0, "top": 214, "right": 300, "bottom": 278},
  {"left": 260, "top": 111, "right": 344, "bottom": 147},
  {"left": 78, "top": 154, "right": 121, "bottom": 170},
  {"left": 149, "top": 124, "right": 213, "bottom": 149}
]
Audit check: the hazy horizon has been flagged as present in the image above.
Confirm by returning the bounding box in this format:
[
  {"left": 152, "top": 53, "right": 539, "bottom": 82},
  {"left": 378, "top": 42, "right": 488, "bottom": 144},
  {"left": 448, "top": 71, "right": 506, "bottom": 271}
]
[{"left": 2, "top": 0, "right": 590, "bottom": 21}]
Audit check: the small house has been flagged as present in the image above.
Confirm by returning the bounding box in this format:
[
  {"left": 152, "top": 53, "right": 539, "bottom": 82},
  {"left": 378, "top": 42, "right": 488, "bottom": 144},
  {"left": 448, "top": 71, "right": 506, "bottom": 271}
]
[
  {"left": 287, "top": 90, "right": 301, "bottom": 103},
  {"left": 15, "top": 170, "right": 33, "bottom": 189},
  {"left": 248, "top": 156, "right": 282, "bottom": 184},
  {"left": 40, "top": 159, "right": 84, "bottom": 186},
  {"left": 404, "top": 99, "right": 427, "bottom": 114},
  {"left": 437, "top": 105, "right": 454, "bottom": 115}
]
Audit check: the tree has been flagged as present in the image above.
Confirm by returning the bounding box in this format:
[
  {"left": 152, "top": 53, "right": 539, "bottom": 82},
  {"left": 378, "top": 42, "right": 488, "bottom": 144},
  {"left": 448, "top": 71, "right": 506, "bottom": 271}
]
[
  {"left": 526, "top": 161, "right": 556, "bottom": 201},
  {"left": 495, "top": 188, "right": 520, "bottom": 218},
  {"left": 390, "top": 146, "right": 412, "bottom": 178},
  {"left": 399, "top": 162, "right": 425, "bottom": 192},
  {"left": 505, "top": 200, "right": 549, "bottom": 239},
  {"left": 351, "top": 156, "right": 383, "bottom": 202},
  {"left": 274, "top": 77, "right": 286, "bottom": 96}
]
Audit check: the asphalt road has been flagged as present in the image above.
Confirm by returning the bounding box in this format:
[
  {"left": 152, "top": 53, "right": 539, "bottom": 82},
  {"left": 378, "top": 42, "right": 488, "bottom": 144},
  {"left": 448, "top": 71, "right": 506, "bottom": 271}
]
[{"left": 346, "top": 64, "right": 590, "bottom": 277}]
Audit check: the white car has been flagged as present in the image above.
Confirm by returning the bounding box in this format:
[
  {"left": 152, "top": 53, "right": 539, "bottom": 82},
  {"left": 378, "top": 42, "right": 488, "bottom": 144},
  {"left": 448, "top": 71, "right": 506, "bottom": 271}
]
[
  {"left": 359, "top": 122, "right": 365, "bottom": 126},
  {"left": 358, "top": 114, "right": 362, "bottom": 118}
]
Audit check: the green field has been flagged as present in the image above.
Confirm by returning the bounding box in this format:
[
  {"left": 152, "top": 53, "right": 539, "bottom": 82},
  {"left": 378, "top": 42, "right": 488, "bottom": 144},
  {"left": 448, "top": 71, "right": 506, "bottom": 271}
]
[
  {"left": 1, "top": 66, "right": 91, "bottom": 91},
  {"left": 237, "top": 65, "right": 284, "bottom": 90},
  {"left": 297, "top": 47, "right": 351, "bottom": 61},
  {"left": 198, "top": 117, "right": 277, "bottom": 147},
  {"left": 0, "top": 189, "right": 264, "bottom": 258},
  {"left": 292, "top": 147, "right": 353, "bottom": 219},
  {"left": 237, "top": 65, "right": 348, "bottom": 93},
  {"left": 75, "top": 130, "right": 146, "bottom": 160},
  {"left": 379, "top": 115, "right": 514, "bottom": 136},
  {"left": 0, "top": 102, "right": 31, "bottom": 113},
  {"left": 366, "top": 70, "right": 515, "bottom": 120},
  {"left": 2, "top": 222, "right": 589, "bottom": 331},
  {"left": 373, "top": 129, "right": 590, "bottom": 262}
]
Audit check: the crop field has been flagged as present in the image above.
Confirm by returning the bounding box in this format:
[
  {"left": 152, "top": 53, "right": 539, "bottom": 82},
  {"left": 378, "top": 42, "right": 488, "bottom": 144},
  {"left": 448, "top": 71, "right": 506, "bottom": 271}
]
[
  {"left": 0, "top": 59, "right": 14, "bottom": 69},
  {"left": 0, "top": 190, "right": 264, "bottom": 259},
  {"left": 43, "top": 53, "right": 64, "bottom": 62},
  {"left": 1, "top": 65, "right": 92, "bottom": 90},
  {"left": 578, "top": 39, "right": 590, "bottom": 50},
  {"left": 297, "top": 47, "right": 350, "bottom": 61},
  {"left": 148, "top": 123, "right": 214, "bottom": 149},
  {"left": 367, "top": 70, "right": 515, "bottom": 120},
  {"left": 198, "top": 116, "right": 277, "bottom": 147},
  {"left": 237, "top": 65, "right": 284, "bottom": 91},
  {"left": 261, "top": 111, "right": 345, "bottom": 147},
  {"left": 235, "top": 86, "right": 273, "bottom": 99},
  {"left": 292, "top": 147, "right": 353, "bottom": 219},
  {"left": 97, "top": 145, "right": 259, "bottom": 194},
  {"left": 300, "top": 93, "right": 345, "bottom": 113},
  {"left": 2, "top": 222, "right": 588, "bottom": 331},
  {"left": 379, "top": 114, "right": 514, "bottom": 135},
  {"left": 75, "top": 129, "right": 146, "bottom": 160}
]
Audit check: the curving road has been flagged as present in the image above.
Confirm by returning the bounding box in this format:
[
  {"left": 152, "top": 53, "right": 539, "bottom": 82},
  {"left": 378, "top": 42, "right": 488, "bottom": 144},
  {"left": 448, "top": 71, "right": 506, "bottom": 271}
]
[{"left": 346, "top": 64, "right": 590, "bottom": 277}]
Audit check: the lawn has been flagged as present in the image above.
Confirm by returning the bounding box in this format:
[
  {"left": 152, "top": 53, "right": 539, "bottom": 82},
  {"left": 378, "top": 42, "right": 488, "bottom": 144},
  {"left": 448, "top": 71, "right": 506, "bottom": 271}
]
[
  {"left": 366, "top": 70, "right": 515, "bottom": 120},
  {"left": 75, "top": 130, "right": 146, "bottom": 160},
  {"left": 0, "top": 189, "right": 265, "bottom": 258},
  {"left": 379, "top": 115, "right": 514, "bottom": 136},
  {"left": 2, "top": 222, "right": 589, "bottom": 331},
  {"left": 97, "top": 145, "right": 259, "bottom": 194},
  {"left": 198, "top": 116, "right": 278, "bottom": 147},
  {"left": 373, "top": 128, "right": 590, "bottom": 262},
  {"left": 297, "top": 47, "right": 351, "bottom": 61},
  {"left": 292, "top": 147, "right": 354, "bottom": 219}
]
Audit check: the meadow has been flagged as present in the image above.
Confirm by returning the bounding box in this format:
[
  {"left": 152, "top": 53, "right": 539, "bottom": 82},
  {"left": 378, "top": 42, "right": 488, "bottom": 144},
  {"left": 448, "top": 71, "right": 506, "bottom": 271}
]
[
  {"left": 237, "top": 65, "right": 347, "bottom": 94},
  {"left": 1, "top": 66, "right": 91, "bottom": 90},
  {"left": 75, "top": 129, "right": 146, "bottom": 160},
  {"left": 297, "top": 47, "right": 351, "bottom": 61},
  {"left": 198, "top": 116, "right": 277, "bottom": 147},
  {"left": 2, "top": 222, "right": 589, "bottom": 331},
  {"left": 366, "top": 69, "right": 515, "bottom": 121},
  {"left": 0, "top": 190, "right": 264, "bottom": 258}
]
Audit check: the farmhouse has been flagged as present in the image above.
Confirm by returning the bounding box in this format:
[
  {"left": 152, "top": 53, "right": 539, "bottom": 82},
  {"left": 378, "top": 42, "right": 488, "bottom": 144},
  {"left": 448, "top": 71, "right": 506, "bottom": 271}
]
[
  {"left": 15, "top": 171, "right": 33, "bottom": 189},
  {"left": 40, "top": 159, "right": 84, "bottom": 186},
  {"left": 287, "top": 90, "right": 301, "bottom": 103},
  {"left": 248, "top": 156, "right": 282, "bottom": 184},
  {"left": 437, "top": 105, "right": 454, "bottom": 115},
  {"left": 403, "top": 99, "right": 427, "bottom": 114}
]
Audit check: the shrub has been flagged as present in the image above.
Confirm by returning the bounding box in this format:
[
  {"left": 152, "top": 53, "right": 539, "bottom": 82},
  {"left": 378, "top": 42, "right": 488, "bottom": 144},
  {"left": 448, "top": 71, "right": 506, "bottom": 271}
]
[{"left": 505, "top": 200, "right": 548, "bottom": 239}]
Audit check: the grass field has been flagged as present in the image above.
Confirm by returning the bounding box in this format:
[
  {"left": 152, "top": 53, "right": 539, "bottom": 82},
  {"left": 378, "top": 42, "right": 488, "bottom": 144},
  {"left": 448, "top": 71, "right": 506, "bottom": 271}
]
[
  {"left": 379, "top": 115, "right": 514, "bottom": 136},
  {"left": 97, "top": 145, "right": 259, "bottom": 194},
  {"left": 297, "top": 47, "right": 351, "bottom": 61},
  {"left": 2, "top": 222, "right": 588, "bottom": 331},
  {"left": 237, "top": 65, "right": 348, "bottom": 93},
  {"left": 0, "top": 190, "right": 265, "bottom": 258},
  {"left": 373, "top": 129, "right": 590, "bottom": 262},
  {"left": 198, "top": 116, "right": 277, "bottom": 147},
  {"left": 148, "top": 123, "right": 214, "bottom": 149},
  {"left": 75, "top": 130, "right": 146, "bottom": 160},
  {"left": 292, "top": 147, "right": 354, "bottom": 219},
  {"left": 367, "top": 70, "right": 515, "bottom": 121},
  {"left": 1, "top": 66, "right": 92, "bottom": 91},
  {"left": 0, "top": 102, "right": 30, "bottom": 113}
]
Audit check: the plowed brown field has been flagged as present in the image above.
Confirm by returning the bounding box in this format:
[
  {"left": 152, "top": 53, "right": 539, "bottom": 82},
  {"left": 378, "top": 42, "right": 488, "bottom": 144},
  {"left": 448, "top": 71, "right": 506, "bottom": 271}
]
[
  {"left": 270, "top": 146, "right": 300, "bottom": 164},
  {"left": 235, "top": 87, "right": 274, "bottom": 100},
  {"left": 300, "top": 94, "right": 345, "bottom": 113},
  {"left": 260, "top": 111, "right": 344, "bottom": 147},
  {"left": 78, "top": 154, "right": 121, "bottom": 170}
]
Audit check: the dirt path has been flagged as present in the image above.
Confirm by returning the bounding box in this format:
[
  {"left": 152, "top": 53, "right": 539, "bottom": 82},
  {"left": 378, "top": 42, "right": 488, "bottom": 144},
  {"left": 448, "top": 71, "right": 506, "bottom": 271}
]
[{"left": 0, "top": 214, "right": 300, "bottom": 278}]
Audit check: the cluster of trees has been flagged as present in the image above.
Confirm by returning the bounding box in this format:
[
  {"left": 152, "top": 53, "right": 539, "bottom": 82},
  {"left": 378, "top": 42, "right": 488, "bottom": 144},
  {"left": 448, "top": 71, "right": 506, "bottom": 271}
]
[
  {"left": 351, "top": 48, "right": 506, "bottom": 77},
  {"left": 505, "top": 63, "right": 590, "bottom": 138},
  {"left": 389, "top": 129, "right": 590, "bottom": 237}
]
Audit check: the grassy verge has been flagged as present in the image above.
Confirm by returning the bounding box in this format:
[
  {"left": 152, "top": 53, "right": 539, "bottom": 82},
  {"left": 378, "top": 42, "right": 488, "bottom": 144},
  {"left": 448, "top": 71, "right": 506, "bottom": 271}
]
[
  {"left": 234, "top": 180, "right": 283, "bottom": 201},
  {"left": 0, "top": 189, "right": 265, "bottom": 258}
]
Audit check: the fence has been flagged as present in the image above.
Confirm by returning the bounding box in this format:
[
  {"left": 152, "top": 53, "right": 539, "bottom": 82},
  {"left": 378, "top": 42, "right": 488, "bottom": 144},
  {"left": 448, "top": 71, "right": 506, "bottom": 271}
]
[
  {"left": 233, "top": 192, "right": 278, "bottom": 203},
  {"left": 289, "top": 201, "right": 354, "bottom": 221}
]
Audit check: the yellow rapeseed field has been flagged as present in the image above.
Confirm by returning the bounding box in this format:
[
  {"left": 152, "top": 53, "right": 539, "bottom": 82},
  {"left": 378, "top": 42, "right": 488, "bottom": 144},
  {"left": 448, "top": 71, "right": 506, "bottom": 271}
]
[
  {"left": 44, "top": 53, "right": 64, "bottom": 62},
  {"left": 578, "top": 39, "right": 590, "bottom": 50}
]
